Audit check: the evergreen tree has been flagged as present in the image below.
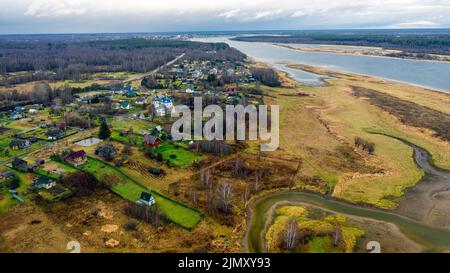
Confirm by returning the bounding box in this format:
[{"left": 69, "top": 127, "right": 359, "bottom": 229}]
[{"left": 99, "top": 122, "right": 111, "bottom": 139}]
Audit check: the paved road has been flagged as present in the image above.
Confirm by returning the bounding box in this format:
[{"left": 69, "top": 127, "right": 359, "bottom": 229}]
[{"left": 122, "top": 53, "right": 185, "bottom": 84}]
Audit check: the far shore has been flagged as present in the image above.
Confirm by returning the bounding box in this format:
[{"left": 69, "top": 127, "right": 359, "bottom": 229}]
[{"left": 275, "top": 43, "right": 450, "bottom": 64}]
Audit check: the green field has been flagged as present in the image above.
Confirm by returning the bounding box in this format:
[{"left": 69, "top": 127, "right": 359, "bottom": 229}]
[
  {"left": 0, "top": 140, "right": 48, "bottom": 161},
  {"left": 111, "top": 131, "right": 143, "bottom": 145},
  {"left": 62, "top": 156, "right": 203, "bottom": 230},
  {"left": 153, "top": 143, "right": 201, "bottom": 168},
  {"left": 0, "top": 168, "right": 34, "bottom": 213}
]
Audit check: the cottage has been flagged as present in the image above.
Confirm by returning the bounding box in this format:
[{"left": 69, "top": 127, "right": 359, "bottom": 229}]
[
  {"left": 137, "top": 192, "right": 156, "bottom": 206},
  {"left": 138, "top": 113, "right": 147, "bottom": 120},
  {"left": 95, "top": 144, "right": 117, "bottom": 159},
  {"left": 9, "top": 139, "right": 31, "bottom": 150},
  {"left": 135, "top": 97, "right": 146, "bottom": 105},
  {"left": 125, "top": 91, "right": 137, "bottom": 98},
  {"left": 186, "top": 86, "right": 195, "bottom": 93},
  {"left": 33, "top": 176, "right": 56, "bottom": 190},
  {"left": 119, "top": 101, "right": 130, "bottom": 110},
  {"left": 12, "top": 157, "right": 36, "bottom": 172},
  {"left": 123, "top": 86, "right": 132, "bottom": 92},
  {"left": 0, "top": 171, "right": 14, "bottom": 180},
  {"left": 8, "top": 112, "right": 23, "bottom": 120},
  {"left": 143, "top": 134, "right": 160, "bottom": 148},
  {"left": 64, "top": 150, "right": 88, "bottom": 166},
  {"left": 45, "top": 128, "right": 66, "bottom": 140}
]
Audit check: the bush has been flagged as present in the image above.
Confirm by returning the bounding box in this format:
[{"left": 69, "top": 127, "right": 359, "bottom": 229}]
[
  {"left": 62, "top": 171, "right": 100, "bottom": 197},
  {"left": 124, "top": 204, "right": 167, "bottom": 227},
  {"left": 123, "top": 220, "right": 138, "bottom": 231},
  {"left": 355, "top": 137, "right": 375, "bottom": 154}
]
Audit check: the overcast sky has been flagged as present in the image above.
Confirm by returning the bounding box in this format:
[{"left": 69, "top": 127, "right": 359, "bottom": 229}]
[{"left": 1, "top": 0, "right": 450, "bottom": 34}]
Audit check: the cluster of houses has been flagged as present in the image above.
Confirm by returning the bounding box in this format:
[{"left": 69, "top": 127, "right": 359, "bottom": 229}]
[
  {"left": 6, "top": 104, "right": 43, "bottom": 120},
  {"left": 151, "top": 95, "right": 173, "bottom": 117},
  {"left": 173, "top": 59, "right": 255, "bottom": 85}
]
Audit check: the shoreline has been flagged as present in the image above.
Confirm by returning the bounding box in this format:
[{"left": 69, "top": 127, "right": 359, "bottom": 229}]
[
  {"left": 283, "top": 62, "right": 450, "bottom": 95},
  {"left": 274, "top": 43, "right": 450, "bottom": 64}
]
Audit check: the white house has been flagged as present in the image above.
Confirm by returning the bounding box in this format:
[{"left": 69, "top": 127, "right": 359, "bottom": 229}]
[
  {"left": 151, "top": 95, "right": 173, "bottom": 117},
  {"left": 137, "top": 192, "right": 156, "bottom": 206},
  {"left": 186, "top": 86, "right": 194, "bottom": 93}
]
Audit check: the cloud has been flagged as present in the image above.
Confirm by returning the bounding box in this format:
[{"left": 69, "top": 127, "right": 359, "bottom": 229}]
[
  {"left": 291, "top": 11, "right": 307, "bottom": 18},
  {"left": 218, "top": 9, "right": 241, "bottom": 19},
  {"left": 0, "top": 0, "right": 449, "bottom": 33},
  {"left": 24, "top": 0, "right": 85, "bottom": 17},
  {"left": 390, "top": 20, "right": 441, "bottom": 28}
]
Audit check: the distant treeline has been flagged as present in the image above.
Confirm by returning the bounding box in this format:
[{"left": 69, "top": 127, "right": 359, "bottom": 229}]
[
  {"left": 0, "top": 38, "right": 244, "bottom": 86},
  {"left": 233, "top": 34, "right": 450, "bottom": 55}
]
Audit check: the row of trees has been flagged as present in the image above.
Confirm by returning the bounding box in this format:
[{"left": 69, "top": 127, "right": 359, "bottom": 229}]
[{"left": 251, "top": 67, "right": 281, "bottom": 87}]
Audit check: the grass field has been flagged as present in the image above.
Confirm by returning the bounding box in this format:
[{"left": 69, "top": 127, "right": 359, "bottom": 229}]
[
  {"left": 153, "top": 143, "right": 202, "bottom": 168},
  {"left": 0, "top": 167, "right": 35, "bottom": 213},
  {"left": 65, "top": 156, "right": 203, "bottom": 230},
  {"left": 111, "top": 130, "right": 143, "bottom": 145}
]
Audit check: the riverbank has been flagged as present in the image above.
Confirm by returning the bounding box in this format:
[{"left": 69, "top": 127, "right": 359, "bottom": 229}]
[
  {"left": 244, "top": 190, "right": 450, "bottom": 253},
  {"left": 275, "top": 44, "right": 450, "bottom": 64}
]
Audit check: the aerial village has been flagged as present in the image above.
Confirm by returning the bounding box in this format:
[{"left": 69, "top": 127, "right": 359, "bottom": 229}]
[{"left": 0, "top": 56, "right": 260, "bottom": 232}]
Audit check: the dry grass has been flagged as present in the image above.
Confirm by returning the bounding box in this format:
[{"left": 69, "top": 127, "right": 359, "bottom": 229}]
[{"left": 261, "top": 65, "right": 450, "bottom": 208}]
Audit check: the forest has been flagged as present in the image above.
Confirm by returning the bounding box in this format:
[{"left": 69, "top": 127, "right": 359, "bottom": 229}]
[{"left": 0, "top": 38, "right": 243, "bottom": 86}]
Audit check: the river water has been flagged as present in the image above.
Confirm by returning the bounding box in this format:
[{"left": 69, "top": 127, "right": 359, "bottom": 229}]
[{"left": 192, "top": 37, "right": 450, "bottom": 93}]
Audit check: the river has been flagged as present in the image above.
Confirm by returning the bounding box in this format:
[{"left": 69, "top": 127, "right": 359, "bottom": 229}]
[{"left": 192, "top": 36, "right": 450, "bottom": 93}]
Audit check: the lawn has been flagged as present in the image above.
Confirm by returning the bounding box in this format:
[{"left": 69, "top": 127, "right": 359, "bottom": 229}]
[
  {"left": 153, "top": 143, "right": 201, "bottom": 168},
  {"left": 64, "top": 156, "right": 203, "bottom": 230},
  {"left": 110, "top": 117, "right": 152, "bottom": 133},
  {"left": 0, "top": 140, "right": 48, "bottom": 161},
  {"left": 35, "top": 161, "right": 77, "bottom": 180},
  {"left": 0, "top": 167, "right": 35, "bottom": 213},
  {"left": 111, "top": 130, "right": 143, "bottom": 146}
]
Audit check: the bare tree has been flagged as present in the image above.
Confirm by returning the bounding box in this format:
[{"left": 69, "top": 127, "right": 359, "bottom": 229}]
[
  {"left": 243, "top": 185, "right": 250, "bottom": 206},
  {"left": 254, "top": 172, "right": 260, "bottom": 193},
  {"left": 199, "top": 168, "right": 211, "bottom": 188},
  {"left": 332, "top": 223, "right": 342, "bottom": 247},
  {"left": 217, "top": 181, "right": 233, "bottom": 214},
  {"left": 284, "top": 218, "right": 299, "bottom": 250}
]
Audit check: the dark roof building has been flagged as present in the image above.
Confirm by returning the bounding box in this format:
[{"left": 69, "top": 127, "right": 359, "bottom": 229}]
[{"left": 143, "top": 134, "right": 160, "bottom": 148}]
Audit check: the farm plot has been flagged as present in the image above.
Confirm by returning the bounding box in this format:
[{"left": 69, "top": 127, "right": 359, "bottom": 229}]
[{"left": 61, "top": 156, "right": 203, "bottom": 230}]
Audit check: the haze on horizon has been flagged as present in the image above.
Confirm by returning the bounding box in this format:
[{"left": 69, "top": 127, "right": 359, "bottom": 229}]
[{"left": 1, "top": 0, "right": 450, "bottom": 34}]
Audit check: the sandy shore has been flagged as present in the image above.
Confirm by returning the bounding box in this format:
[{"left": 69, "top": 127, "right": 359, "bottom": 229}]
[{"left": 275, "top": 44, "right": 450, "bottom": 64}]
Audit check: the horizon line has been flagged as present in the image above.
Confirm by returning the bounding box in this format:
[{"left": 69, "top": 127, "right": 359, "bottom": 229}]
[{"left": 1, "top": 27, "right": 450, "bottom": 36}]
